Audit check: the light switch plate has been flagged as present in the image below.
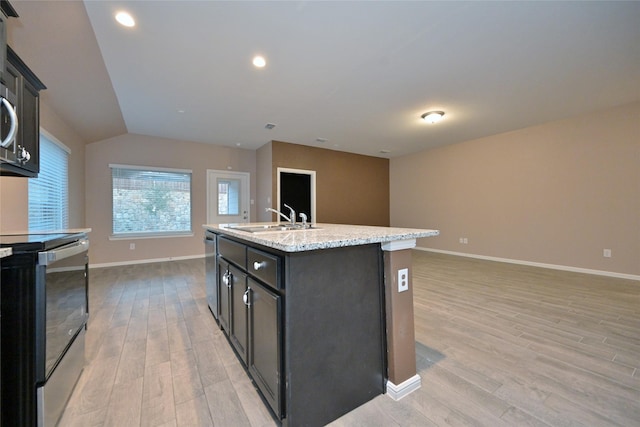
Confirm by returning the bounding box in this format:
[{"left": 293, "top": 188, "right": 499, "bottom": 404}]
[{"left": 398, "top": 268, "right": 409, "bottom": 292}]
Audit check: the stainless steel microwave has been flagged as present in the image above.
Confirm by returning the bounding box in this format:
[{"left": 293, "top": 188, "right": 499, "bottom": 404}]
[{"left": 0, "top": 82, "right": 20, "bottom": 165}]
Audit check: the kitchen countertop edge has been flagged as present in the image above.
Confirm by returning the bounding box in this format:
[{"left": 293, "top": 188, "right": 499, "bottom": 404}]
[
  {"left": 203, "top": 223, "right": 439, "bottom": 252},
  {"left": 0, "top": 228, "right": 92, "bottom": 236}
]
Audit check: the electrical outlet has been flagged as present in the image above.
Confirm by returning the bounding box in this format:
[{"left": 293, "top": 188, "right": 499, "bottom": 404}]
[
  {"left": 459, "top": 237, "right": 464, "bottom": 244},
  {"left": 398, "top": 268, "right": 409, "bottom": 292},
  {"left": 130, "top": 243, "right": 135, "bottom": 250},
  {"left": 463, "top": 238, "right": 468, "bottom": 244},
  {"left": 603, "top": 249, "right": 611, "bottom": 258}
]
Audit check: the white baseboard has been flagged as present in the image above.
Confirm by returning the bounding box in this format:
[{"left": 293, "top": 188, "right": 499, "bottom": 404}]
[
  {"left": 386, "top": 375, "right": 422, "bottom": 401},
  {"left": 89, "top": 254, "right": 205, "bottom": 269},
  {"left": 415, "top": 247, "right": 640, "bottom": 281}
]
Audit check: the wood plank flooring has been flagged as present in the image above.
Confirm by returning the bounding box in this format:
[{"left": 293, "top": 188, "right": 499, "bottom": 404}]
[{"left": 59, "top": 251, "right": 640, "bottom": 426}]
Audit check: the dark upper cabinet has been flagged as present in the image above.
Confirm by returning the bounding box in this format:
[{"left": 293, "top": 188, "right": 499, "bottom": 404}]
[
  {"left": 0, "top": 46, "right": 45, "bottom": 177},
  {"left": 0, "top": 0, "right": 18, "bottom": 84}
]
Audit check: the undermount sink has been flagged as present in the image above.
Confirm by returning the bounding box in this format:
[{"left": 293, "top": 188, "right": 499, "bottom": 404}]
[{"left": 227, "top": 224, "right": 319, "bottom": 233}]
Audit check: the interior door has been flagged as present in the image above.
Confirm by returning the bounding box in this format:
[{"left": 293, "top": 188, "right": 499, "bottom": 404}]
[
  {"left": 207, "top": 170, "right": 250, "bottom": 224},
  {"left": 277, "top": 168, "right": 316, "bottom": 223}
]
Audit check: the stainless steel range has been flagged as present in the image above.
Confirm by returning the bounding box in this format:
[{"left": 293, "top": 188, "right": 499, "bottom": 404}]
[{"left": 0, "top": 232, "right": 89, "bottom": 426}]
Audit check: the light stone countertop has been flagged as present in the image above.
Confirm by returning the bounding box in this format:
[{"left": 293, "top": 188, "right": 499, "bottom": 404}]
[
  {"left": 0, "top": 247, "right": 12, "bottom": 258},
  {"left": 203, "top": 223, "right": 439, "bottom": 252},
  {"left": 0, "top": 228, "right": 92, "bottom": 236}
]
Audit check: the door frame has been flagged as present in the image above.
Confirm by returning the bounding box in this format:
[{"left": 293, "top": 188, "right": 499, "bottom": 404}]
[
  {"left": 277, "top": 167, "right": 316, "bottom": 223},
  {"left": 207, "top": 169, "right": 250, "bottom": 224}
]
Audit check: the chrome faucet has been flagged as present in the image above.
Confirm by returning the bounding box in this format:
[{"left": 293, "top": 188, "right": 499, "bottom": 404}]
[
  {"left": 283, "top": 204, "right": 296, "bottom": 225},
  {"left": 265, "top": 206, "right": 293, "bottom": 224},
  {"left": 299, "top": 212, "right": 308, "bottom": 228},
  {"left": 265, "top": 204, "right": 302, "bottom": 226}
]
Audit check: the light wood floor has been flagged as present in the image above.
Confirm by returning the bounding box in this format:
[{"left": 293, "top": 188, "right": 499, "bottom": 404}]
[{"left": 59, "top": 251, "right": 640, "bottom": 426}]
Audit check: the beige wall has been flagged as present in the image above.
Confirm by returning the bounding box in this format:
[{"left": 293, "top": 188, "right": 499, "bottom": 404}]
[
  {"left": 0, "top": 98, "right": 86, "bottom": 232},
  {"left": 270, "top": 141, "right": 390, "bottom": 226},
  {"left": 85, "top": 133, "right": 256, "bottom": 265},
  {"left": 390, "top": 102, "right": 640, "bottom": 276},
  {"left": 0, "top": 176, "right": 27, "bottom": 231},
  {"left": 256, "top": 141, "right": 273, "bottom": 222}
]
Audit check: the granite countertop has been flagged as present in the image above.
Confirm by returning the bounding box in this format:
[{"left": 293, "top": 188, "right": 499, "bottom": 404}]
[
  {"left": 203, "top": 223, "right": 439, "bottom": 252},
  {"left": 0, "top": 247, "right": 12, "bottom": 258},
  {"left": 0, "top": 228, "right": 92, "bottom": 236}
]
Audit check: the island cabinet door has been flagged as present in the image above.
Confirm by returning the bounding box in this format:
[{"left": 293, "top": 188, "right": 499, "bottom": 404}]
[
  {"left": 217, "top": 258, "right": 231, "bottom": 333},
  {"left": 247, "top": 277, "right": 282, "bottom": 418},
  {"left": 228, "top": 264, "right": 249, "bottom": 365}
]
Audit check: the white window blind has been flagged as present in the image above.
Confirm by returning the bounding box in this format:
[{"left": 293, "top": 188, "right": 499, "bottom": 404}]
[
  {"left": 29, "top": 132, "right": 69, "bottom": 231},
  {"left": 111, "top": 165, "right": 192, "bottom": 236}
]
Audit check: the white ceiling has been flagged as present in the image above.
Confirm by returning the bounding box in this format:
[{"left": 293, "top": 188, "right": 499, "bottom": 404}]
[{"left": 7, "top": 1, "right": 640, "bottom": 158}]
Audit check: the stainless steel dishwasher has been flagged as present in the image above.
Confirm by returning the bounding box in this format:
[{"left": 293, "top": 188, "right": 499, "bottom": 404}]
[{"left": 204, "top": 230, "right": 218, "bottom": 321}]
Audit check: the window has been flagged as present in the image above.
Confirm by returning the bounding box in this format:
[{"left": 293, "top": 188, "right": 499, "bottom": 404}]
[
  {"left": 217, "top": 178, "right": 240, "bottom": 215},
  {"left": 29, "top": 131, "right": 69, "bottom": 231},
  {"left": 111, "top": 165, "right": 192, "bottom": 237}
]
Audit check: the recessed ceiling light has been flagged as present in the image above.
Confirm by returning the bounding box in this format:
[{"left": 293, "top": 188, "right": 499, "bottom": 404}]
[
  {"left": 316, "top": 138, "right": 328, "bottom": 143},
  {"left": 380, "top": 149, "right": 391, "bottom": 154},
  {"left": 253, "top": 55, "right": 266, "bottom": 68},
  {"left": 115, "top": 11, "right": 135, "bottom": 27},
  {"left": 421, "top": 111, "right": 445, "bottom": 124}
]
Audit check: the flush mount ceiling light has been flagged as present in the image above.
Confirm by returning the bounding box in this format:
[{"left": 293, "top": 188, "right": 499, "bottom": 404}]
[
  {"left": 421, "top": 111, "right": 445, "bottom": 124},
  {"left": 115, "top": 11, "right": 135, "bottom": 27},
  {"left": 252, "top": 55, "right": 266, "bottom": 68}
]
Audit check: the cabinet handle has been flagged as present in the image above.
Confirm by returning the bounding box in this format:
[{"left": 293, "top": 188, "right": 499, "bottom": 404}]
[
  {"left": 17, "top": 146, "right": 30, "bottom": 163},
  {"left": 222, "top": 271, "right": 232, "bottom": 287},
  {"left": 253, "top": 261, "right": 266, "bottom": 270},
  {"left": 243, "top": 288, "right": 251, "bottom": 307}
]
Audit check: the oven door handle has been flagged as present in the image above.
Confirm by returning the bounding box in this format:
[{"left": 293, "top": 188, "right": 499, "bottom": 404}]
[
  {"left": 38, "top": 238, "right": 90, "bottom": 265},
  {"left": 0, "top": 96, "right": 19, "bottom": 149}
]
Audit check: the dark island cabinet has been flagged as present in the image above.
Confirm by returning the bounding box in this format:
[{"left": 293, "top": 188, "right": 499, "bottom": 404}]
[
  {"left": 247, "top": 276, "right": 282, "bottom": 417},
  {"left": 207, "top": 230, "right": 386, "bottom": 427},
  {"left": 217, "top": 258, "right": 231, "bottom": 332},
  {"left": 1, "top": 47, "right": 45, "bottom": 177},
  {"left": 228, "top": 263, "right": 249, "bottom": 364},
  {"left": 217, "top": 259, "right": 250, "bottom": 364},
  {"left": 216, "top": 235, "right": 282, "bottom": 417}
]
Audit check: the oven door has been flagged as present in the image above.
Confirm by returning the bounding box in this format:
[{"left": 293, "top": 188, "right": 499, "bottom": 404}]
[
  {"left": 36, "top": 237, "right": 89, "bottom": 426},
  {"left": 37, "top": 238, "right": 89, "bottom": 383}
]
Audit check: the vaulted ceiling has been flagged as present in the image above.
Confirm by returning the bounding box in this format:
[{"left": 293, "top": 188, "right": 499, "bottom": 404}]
[{"left": 7, "top": 1, "right": 640, "bottom": 158}]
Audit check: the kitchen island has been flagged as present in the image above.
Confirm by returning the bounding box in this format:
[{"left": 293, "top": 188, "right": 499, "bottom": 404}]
[{"left": 203, "top": 223, "right": 438, "bottom": 427}]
